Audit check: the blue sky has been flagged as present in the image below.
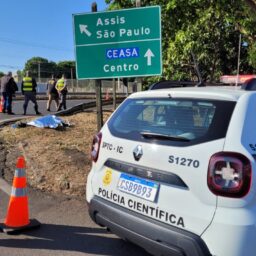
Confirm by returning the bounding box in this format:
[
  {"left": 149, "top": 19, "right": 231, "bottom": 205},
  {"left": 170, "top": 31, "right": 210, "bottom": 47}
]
[{"left": 0, "top": 0, "right": 108, "bottom": 73}]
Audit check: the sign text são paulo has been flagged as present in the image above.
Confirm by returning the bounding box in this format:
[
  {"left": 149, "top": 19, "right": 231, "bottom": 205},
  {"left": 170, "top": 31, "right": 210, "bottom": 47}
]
[{"left": 73, "top": 6, "right": 162, "bottom": 79}]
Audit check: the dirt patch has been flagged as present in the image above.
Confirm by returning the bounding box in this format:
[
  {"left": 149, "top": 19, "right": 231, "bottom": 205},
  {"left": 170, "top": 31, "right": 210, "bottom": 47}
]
[{"left": 0, "top": 112, "right": 111, "bottom": 198}]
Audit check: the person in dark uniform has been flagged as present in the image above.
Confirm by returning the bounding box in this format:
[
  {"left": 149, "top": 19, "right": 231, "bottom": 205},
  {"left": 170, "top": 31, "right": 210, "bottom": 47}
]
[
  {"left": 21, "top": 70, "right": 41, "bottom": 115},
  {"left": 56, "top": 74, "right": 68, "bottom": 111},
  {"left": 0, "top": 71, "right": 18, "bottom": 115},
  {"left": 46, "top": 74, "right": 59, "bottom": 111}
]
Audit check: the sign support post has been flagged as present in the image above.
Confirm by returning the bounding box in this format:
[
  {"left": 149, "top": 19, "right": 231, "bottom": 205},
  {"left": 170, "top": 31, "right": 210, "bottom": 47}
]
[
  {"left": 91, "top": 2, "right": 103, "bottom": 130},
  {"left": 112, "top": 78, "right": 116, "bottom": 110}
]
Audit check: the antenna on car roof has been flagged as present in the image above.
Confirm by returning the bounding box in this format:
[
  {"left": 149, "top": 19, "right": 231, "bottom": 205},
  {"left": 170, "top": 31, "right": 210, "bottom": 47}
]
[{"left": 191, "top": 52, "right": 205, "bottom": 87}]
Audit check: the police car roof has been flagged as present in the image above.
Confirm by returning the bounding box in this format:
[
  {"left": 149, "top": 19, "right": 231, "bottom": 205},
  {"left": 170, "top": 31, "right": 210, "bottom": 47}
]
[{"left": 130, "top": 86, "right": 253, "bottom": 101}]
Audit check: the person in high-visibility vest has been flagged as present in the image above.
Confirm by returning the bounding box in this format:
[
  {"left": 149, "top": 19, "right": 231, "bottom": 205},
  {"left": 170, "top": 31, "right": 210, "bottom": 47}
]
[
  {"left": 21, "top": 71, "right": 41, "bottom": 115},
  {"left": 56, "top": 74, "right": 68, "bottom": 111}
]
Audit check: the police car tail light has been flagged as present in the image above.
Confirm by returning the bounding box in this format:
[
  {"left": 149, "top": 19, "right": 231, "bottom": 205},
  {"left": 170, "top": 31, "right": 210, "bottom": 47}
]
[
  {"left": 207, "top": 152, "right": 251, "bottom": 198},
  {"left": 91, "top": 132, "right": 102, "bottom": 162}
]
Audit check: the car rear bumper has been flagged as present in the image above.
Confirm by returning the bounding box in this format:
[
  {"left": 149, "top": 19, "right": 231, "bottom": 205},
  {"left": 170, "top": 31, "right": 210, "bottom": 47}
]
[{"left": 89, "top": 196, "right": 212, "bottom": 256}]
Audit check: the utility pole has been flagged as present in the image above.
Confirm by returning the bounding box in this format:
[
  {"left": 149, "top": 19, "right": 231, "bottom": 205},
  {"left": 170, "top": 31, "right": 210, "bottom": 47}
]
[
  {"left": 38, "top": 62, "right": 41, "bottom": 83},
  {"left": 236, "top": 34, "right": 242, "bottom": 86},
  {"left": 92, "top": 2, "right": 103, "bottom": 131}
]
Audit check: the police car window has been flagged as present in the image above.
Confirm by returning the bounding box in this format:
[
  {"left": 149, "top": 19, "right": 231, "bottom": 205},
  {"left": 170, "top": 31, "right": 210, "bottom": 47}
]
[{"left": 108, "top": 98, "right": 235, "bottom": 146}]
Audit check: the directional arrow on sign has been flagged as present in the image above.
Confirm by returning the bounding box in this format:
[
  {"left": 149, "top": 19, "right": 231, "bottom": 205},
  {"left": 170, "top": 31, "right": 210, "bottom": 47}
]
[
  {"left": 79, "top": 24, "right": 92, "bottom": 37},
  {"left": 144, "top": 49, "right": 155, "bottom": 66}
]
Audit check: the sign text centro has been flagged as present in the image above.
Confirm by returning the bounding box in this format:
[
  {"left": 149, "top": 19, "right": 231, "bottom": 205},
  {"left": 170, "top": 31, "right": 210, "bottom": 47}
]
[{"left": 73, "top": 6, "right": 162, "bottom": 79}]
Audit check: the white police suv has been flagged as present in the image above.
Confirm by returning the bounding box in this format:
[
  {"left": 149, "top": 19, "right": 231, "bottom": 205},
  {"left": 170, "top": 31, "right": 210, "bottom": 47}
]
[{"left": 87, "top": 80, "right": 256, "bottom": 256}]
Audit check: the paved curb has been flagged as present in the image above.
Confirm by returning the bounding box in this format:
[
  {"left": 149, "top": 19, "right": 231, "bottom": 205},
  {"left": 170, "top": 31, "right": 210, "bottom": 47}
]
[{"left": 0, "top": 178, "right": 11, "bottom": 195}]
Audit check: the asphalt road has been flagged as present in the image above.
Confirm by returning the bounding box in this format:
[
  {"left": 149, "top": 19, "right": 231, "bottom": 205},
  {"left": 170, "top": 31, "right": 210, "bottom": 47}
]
[
  {"left": 0, "top": 179, "right": 150, "bottom": 256},
  {"left": 0, "top": 99, "right": 93, "bottom": 121}
]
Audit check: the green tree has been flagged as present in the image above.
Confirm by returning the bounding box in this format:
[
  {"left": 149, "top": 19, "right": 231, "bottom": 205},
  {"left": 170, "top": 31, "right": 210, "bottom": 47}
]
[
  {"left": 56, "top": 61, "right": 76, "bottom": 79},
  {"left": 106, "top": 0, "right": 256, "bottom": 84},
  {"left": 0, "top": 71, "right": 4, "bottom": 78},
  {"left": 24, "top": 57, "right": 57, "bottom": 79},
  {"left": 237, "top": 0, "right": 256, "bottom": 70}
]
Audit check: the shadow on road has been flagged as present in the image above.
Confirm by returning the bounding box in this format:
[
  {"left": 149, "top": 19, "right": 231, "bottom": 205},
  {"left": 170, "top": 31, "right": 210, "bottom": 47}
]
[{"left": 0, "top": 223, "right": 149, "bottom": 255}]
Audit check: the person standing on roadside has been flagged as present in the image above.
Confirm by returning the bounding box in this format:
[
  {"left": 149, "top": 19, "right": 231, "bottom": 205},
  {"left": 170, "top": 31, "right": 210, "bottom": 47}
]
[
  {"left": 0, "top": 71, "right": 18, "bottom": 115},
  {"left": 46, "top": 74, "right": 59, "bottom": 111},
  {"left": 21, "top": 70, "right": 41, "bottom": 115},
  {"left": 56, "top": 74, "right": 68, "bottom": 111}
]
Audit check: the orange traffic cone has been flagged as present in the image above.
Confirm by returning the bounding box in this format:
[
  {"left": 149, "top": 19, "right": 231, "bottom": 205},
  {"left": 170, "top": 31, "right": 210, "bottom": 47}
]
[
  {"left": 0, "top": 156, "right": 40, "bottom": 234},
  {"left": 0, "top": 96, "right": 3, "bottom": 113}
]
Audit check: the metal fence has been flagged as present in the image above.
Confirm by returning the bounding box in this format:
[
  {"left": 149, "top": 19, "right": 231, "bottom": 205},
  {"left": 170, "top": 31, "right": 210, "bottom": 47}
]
[{"left": 16, "top": 79, "right": 136, "bottom": 94}]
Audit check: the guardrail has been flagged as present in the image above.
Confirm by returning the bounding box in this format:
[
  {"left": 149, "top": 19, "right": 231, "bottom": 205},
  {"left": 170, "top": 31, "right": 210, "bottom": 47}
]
[
  {"left": 57, "top": 98, "right": 125, "bottom": 116},
  {"left": 13, "top": 92, "right": 128, "bottom": 100}
]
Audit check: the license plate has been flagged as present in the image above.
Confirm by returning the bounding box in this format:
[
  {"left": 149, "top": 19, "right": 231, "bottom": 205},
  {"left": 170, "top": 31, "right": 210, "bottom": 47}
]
[{"left": 117, "top": 173, "right": 159, "bottom": 202}]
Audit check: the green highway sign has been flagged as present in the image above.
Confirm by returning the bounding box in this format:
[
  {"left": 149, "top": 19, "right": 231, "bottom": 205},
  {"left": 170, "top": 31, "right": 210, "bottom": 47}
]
[{"left": 73, "top": 6, "right": 162, "bottom": 79}]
